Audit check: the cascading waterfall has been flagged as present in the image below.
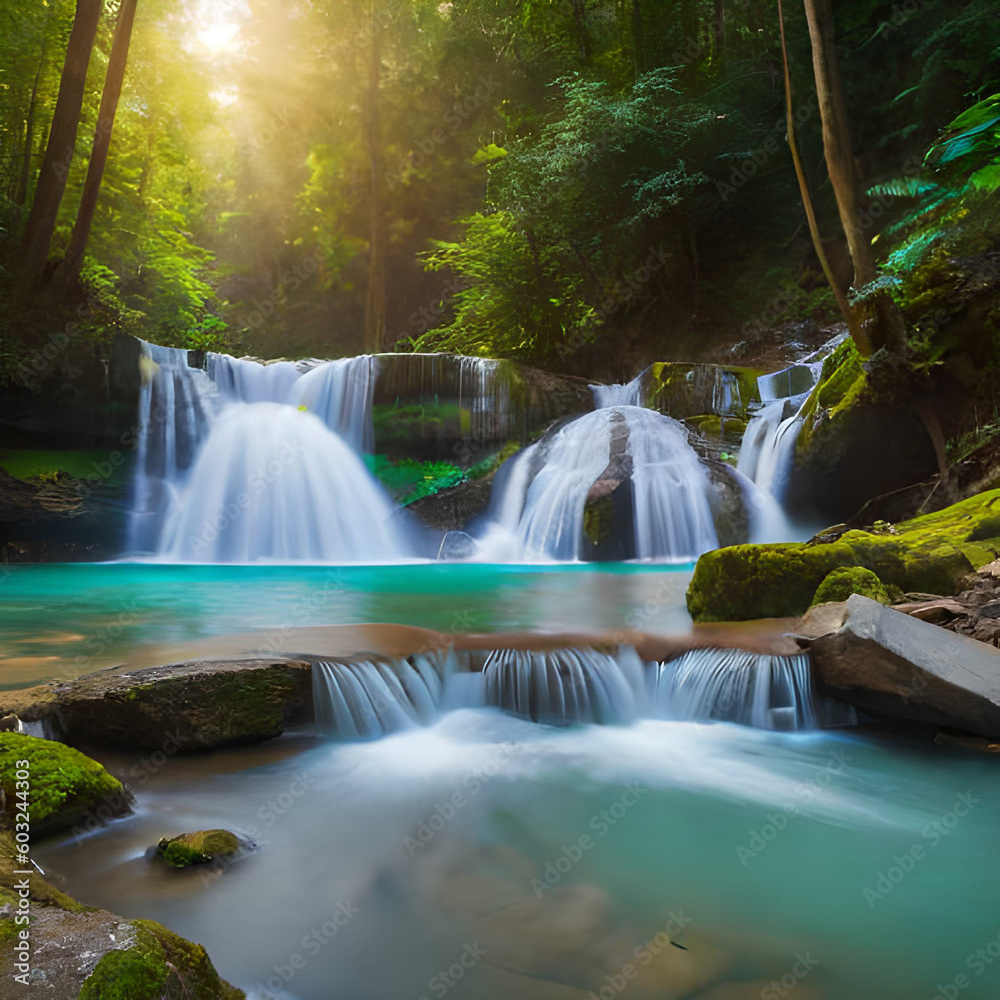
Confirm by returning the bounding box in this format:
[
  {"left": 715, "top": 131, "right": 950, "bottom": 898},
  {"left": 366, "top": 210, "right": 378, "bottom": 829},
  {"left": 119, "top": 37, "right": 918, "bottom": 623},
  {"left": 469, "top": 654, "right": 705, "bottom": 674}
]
[
  {"left": 482, "top": 406, "right": 719, "bottom": 561},
  {"left": 483, "top": 647, "right": 647, "bottom": 725},
  {"left": 590, "top": 375, "right": 643, "bottom": 408},
  {"left": 127, "top": 342, "right": 216, "bottom": 553},
  {"left": 155, "top": 403, "right": 409, "bottom": 561},
  {"left": 127, "top": 341, "right": 410, "bottom": 561},
  {"left": 309, "top": 645, "right": 855, "bottom": 735},
  {"left": 312, "top": 650, "right": 464, "bottom": 738},
  {"left": 649, "top": 648, "right": 856, "bottom": 731},
  {"left": 737, "top": 396, "right": 809, "bottom": 501}
]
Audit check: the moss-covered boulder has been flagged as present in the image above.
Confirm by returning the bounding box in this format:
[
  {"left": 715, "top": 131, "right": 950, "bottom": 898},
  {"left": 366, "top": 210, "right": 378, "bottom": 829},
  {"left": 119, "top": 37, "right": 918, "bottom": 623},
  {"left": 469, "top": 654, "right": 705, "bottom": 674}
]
[
  {"left": 0, "top": 659, "right": 311, "bottom": 751},
  {"left": 788, "top": 340, "right": 938, "bottom": 520},
  {"left": 688, "top": 490, "right": 1000, "bottom": 622},
  {"left": 0, "top": 831, "right": 243, "bottom": 997},
  {"left": 156, "top": 830, "right": 241, "bottom": 869},
  {"left": 810, "top": 567, "right": 892, "bottom": 608},
  {"left": 640, "top": 362, "right": 762, "bottom": 421},
  {"left": 0, "top": 733, "right": 129, "bottom": 838}
]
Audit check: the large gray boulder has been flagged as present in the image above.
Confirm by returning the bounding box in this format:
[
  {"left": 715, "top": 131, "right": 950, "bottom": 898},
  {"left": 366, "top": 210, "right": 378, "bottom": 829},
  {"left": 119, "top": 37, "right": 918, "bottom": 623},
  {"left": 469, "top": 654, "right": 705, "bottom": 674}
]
[{"left": 800, "top": 595, "right": 1000, "bottom": 737}]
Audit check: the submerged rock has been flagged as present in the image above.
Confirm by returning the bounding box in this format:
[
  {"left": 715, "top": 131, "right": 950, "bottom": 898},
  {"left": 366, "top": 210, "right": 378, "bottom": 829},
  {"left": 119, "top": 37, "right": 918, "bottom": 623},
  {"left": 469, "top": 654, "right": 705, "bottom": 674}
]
[
  {"left": 0, "top": 659, "right": 311, "bottom": 751},
  {"left": 157, "top": 829, "right": 243, "bottom": 869},
  {"left": 801, "top": 595, "right": 1000, "bottom": 738},
  {"left": 0, "top": 733, "right": 129, "bottom": 838},
  {"left": 687, "top": 489, "right": 1000, "bottom": 622}
]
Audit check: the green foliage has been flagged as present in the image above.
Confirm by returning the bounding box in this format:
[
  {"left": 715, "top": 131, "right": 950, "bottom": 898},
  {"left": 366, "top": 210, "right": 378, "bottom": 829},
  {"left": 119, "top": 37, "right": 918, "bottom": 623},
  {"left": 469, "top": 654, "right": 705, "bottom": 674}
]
[
  {"left": 366, "top": 455, "right": 465, "bottom": 505},
  {"left": 183, "top": 315, "right": 230, "bottom": 352}
]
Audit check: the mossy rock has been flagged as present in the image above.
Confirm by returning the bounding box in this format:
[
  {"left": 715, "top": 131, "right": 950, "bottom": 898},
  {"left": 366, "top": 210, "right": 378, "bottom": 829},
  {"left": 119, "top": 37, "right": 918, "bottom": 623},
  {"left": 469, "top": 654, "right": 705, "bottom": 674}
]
[
  {"left": 157, "top": 830, "right": 241, "bottom": 869},
  {"left": 79, "top": 919, "right": 244, "bottom": 999},
  {"left": 0, "top": 733, "right": 128, "bottom": 838},
  {"left": 810, "top": 567, "right": 891, "bottom": 608},
  {"left": 640, "top": 362, "right": 762, "bottom": 421},
  {"left": 687, "top": 489, "right": 1000, "bottom": 621}
]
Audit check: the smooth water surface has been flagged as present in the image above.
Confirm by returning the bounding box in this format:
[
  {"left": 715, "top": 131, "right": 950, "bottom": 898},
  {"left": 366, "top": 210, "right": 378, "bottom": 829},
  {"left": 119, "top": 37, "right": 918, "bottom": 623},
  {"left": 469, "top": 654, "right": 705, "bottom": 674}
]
[
  {"left": 0, "top": 562, "right": 692, "bottom": 688},
  {"left": 37, "top": 714, "right": 1000, "bottom": 1000}
]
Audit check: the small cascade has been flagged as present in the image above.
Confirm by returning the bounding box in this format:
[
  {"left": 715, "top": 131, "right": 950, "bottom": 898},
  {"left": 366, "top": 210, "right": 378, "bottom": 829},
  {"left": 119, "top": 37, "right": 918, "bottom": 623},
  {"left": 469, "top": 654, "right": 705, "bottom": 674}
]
[
  {"left": 156, "top": 403, "right": 411, "bottom": 562},
  {"left": 291, "top": 357, "right": 379, "bottom": 453},
  {"left": 590, "top": 375, "right": 643, "bottom": 408},
  {"left": 127, "top": 342, "right": 216, "bottom": 553},
  {"left": 312, "top": 650, "right": 464, "bottom": 738},
  {"left": 483, "top": 647, "right": 647, "bottom": 725},
  {"left": 483, "top": 406, "right": 718, "bottom": 561},
  {"left": 737, "top": 396, "right": 808, "bottom": 501},
  {"left": 649, "top": 649, "right": 856, "bottom": 731},
  {"left": 206, "top": 354, "right": 303, "bottom": 405}
]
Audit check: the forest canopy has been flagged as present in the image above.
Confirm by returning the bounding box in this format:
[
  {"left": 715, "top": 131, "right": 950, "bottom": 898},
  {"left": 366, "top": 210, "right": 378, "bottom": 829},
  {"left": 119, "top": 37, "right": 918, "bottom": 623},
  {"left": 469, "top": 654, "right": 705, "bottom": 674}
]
[{"left": 0, "top": 0, "right": 998, "bottom": 379}]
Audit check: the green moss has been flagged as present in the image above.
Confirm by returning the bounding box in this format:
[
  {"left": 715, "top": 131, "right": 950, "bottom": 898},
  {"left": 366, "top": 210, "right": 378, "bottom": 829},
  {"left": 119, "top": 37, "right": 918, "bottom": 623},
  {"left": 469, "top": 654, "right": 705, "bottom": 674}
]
[
  {"left": 157, "top": 830, "right": 240, "bottom": 868},
  {"left": 796, "top": 341, "right": 870, "bottom": 457},
  {"left": 0, "top": 733, "right": 124, "bottom": 836},
  {"left": 642, "top": 362, "right": 762, "bottom": 420},
  {"left": 810, "top": 566, "right": 891, "bottom": 607},
  {"left": 467, "top": 440, "right": 522, "bottom": 480},
  {"left": 365, "top": 454, "right": 466, "bottom": 504},
  {"left": 0, "top": 449, "right": 119, "bottom": 482},
  {"left": 79, "top": 920, "right": 245, "bottom": 1000},
  {"left": 0, "top": 917, "right": 18, "bottom": 942},
  {"left": 688, "top": 489, "right": 1000, "bottom": 621}
]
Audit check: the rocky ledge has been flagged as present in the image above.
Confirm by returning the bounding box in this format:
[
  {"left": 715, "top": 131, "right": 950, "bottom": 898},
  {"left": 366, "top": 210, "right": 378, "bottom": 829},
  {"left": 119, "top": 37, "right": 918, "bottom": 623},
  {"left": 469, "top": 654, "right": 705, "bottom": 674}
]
[
  {"left": 0, "top": 659, "right": 311, "bottom": 751},
  {"left": 797, "top": 595, "right": 1000, "bottom": 739}
]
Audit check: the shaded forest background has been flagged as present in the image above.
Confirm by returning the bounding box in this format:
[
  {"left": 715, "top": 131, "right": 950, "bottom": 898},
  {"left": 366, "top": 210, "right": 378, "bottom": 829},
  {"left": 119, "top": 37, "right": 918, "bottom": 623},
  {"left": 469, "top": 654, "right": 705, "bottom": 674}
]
[{"left": 0, "top": 0, "right": 998, "bottom": 380}]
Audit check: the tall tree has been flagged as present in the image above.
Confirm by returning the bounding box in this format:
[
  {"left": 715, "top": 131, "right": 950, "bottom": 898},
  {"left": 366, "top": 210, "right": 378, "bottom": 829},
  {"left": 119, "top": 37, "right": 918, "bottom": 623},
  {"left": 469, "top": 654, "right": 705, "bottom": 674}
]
[
  {"left": 20, "top": 0, "right": 103, "bottom": 290},
  {"left": 60, "top": 0, "right": 139, "bottom": 284},
  {"left": 801, "top": 0, "right": 905, "bottom": 356}
]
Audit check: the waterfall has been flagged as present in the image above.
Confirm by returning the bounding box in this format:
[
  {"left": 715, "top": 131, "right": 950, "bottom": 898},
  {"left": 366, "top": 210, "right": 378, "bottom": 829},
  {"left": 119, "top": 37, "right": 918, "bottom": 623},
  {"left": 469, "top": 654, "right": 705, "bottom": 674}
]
[
  {"left": 649, "top": 649, "right": 856, "bottom": 731},
  {"left": 736, "top": 396, "right": 808, "bottom": 501},
  {"left": 482, "top": 406, "right": 719, "bottom": 561},
  {"left": 206, "top": 354, "right": 303, "bottom": 405},
  {"left": 482, "top": 647, "right": 647, "bottom": 725},
  {"left": 155, "top": 403, "right": 410, "bottom": 562},
  {"left": 312, "top": 650, "right": 468, "bottom": 738},
  {"left": 590, "top": 375, "right": 643, "bottom": 408},
  {"left": 127, "top": 342, "right": 216, "bottom": 553}
]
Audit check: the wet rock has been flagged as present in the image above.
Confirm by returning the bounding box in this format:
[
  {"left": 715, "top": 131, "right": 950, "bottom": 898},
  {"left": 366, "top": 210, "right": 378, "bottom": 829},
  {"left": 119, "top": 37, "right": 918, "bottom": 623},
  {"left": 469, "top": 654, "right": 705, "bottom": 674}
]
[
  {"left": 0, "top": 659, "right": 311, "bottom": 751},
  {"left": 0, "top": 830, "right": 244, "bottom": 999},
  {"left": 0, "top": 733, "right": 129, "bottom": 838},
  {"left": 688, "top": 489, "right": 1000, "bottom": 622},
  {"left": 156, "top": 829, "right": 243, "bottom": 868},
  {"left": 802, "top": 595, "right": 1000, "bottom": 738},
  {"left": 639, "top": 362, "right": 761, "bottom": 420},
  {"left": 407, "top": 475, "right": 495, "bottom": 532}
]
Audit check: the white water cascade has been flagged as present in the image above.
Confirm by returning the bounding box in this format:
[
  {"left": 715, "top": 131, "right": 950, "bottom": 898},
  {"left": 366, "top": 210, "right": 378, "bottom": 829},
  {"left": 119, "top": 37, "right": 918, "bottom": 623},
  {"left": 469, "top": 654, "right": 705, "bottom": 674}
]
[
  {"left": 482, "top": 406, "right": 719, "bottom": 561},
  {"left": 590, "top": 375, "right": 643, "bottom": 408},
  {"left": 127, "top": 341, "right": 412, "bottom": 561},
  {"left": 737, "top": 396, "right": 809, "bottom": 502},
  {"left": 309, "top": 645, "right": 855, "bottom": 735},
  {"left": 649, "top": 649, "right": 856, "bottom": 730},
  {"left": 312, "top": 650, "right": 466, "bottom": 738},
  {"left": 483, "top": 647, "right": 648, "bottom": 725}
]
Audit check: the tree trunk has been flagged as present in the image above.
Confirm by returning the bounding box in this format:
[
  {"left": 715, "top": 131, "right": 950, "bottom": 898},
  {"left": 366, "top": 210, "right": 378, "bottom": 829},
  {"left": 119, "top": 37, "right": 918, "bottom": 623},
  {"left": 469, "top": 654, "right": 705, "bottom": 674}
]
[
  {"left": 776, "top": 0, "right": 852, "bottom": 329},
  {"left": 568, "top": 0, "right": 589, "bottom": 61},
  {"left": 712, "top": 0, "right": 727, "bottom": 72},
  {"left": 363, "top": 7, "right": 386, "bottom": 354},
  {"left": 631, "top": 0, "right": 643, "bottom": 80},
  {"left": 20, "top": 0, "right": 103, "bottom": 290},
  {"left": 60, "top": 0, "right": 139, "bottom": 284},
  {"left": 16, "top": 56, "right": 46, "bottom": 206},
  {"left": 801, "top": 0, "right": 906, "bottom": 356}
]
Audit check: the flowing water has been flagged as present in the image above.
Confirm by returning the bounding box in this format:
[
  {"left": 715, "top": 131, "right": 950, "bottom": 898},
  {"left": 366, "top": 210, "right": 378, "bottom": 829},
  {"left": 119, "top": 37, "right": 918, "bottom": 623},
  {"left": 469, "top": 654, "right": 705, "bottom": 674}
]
[
  {"left": 481, "top": 407, "right": 719, "bottom": 562},
  {"left": 35, "top": 716, "right": 1000, "bottom": 1000}
]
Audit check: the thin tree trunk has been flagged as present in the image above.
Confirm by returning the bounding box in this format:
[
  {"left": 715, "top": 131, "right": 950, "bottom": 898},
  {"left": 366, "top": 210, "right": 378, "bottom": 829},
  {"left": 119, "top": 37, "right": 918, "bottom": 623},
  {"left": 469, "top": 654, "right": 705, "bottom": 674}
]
[
  {"left": 631, "top": 0, "right": 643, "bottom": 81},
  {"left": 569, "top": 0, "right": 589, "bottom": 61},
  {"left": 801, "top": 0, "right": 906, "bottom": 356},
  {"left": 712, "top": 0, "right": 726, "bottom": 72},
  {"left": 16, "top": 58, "right": 46, "bottom": 206},
  {"left": 776, "top": 0, "right": 852, "bottom": 330},
  {"left": 21, "top": 0, "right": 103, "bottom": 290},
  {"left": 60, "top": 0, "right": 138, "bottom": 284},
  {"left": 363, "top": 7, "right": 386, "bottom": 353}
]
